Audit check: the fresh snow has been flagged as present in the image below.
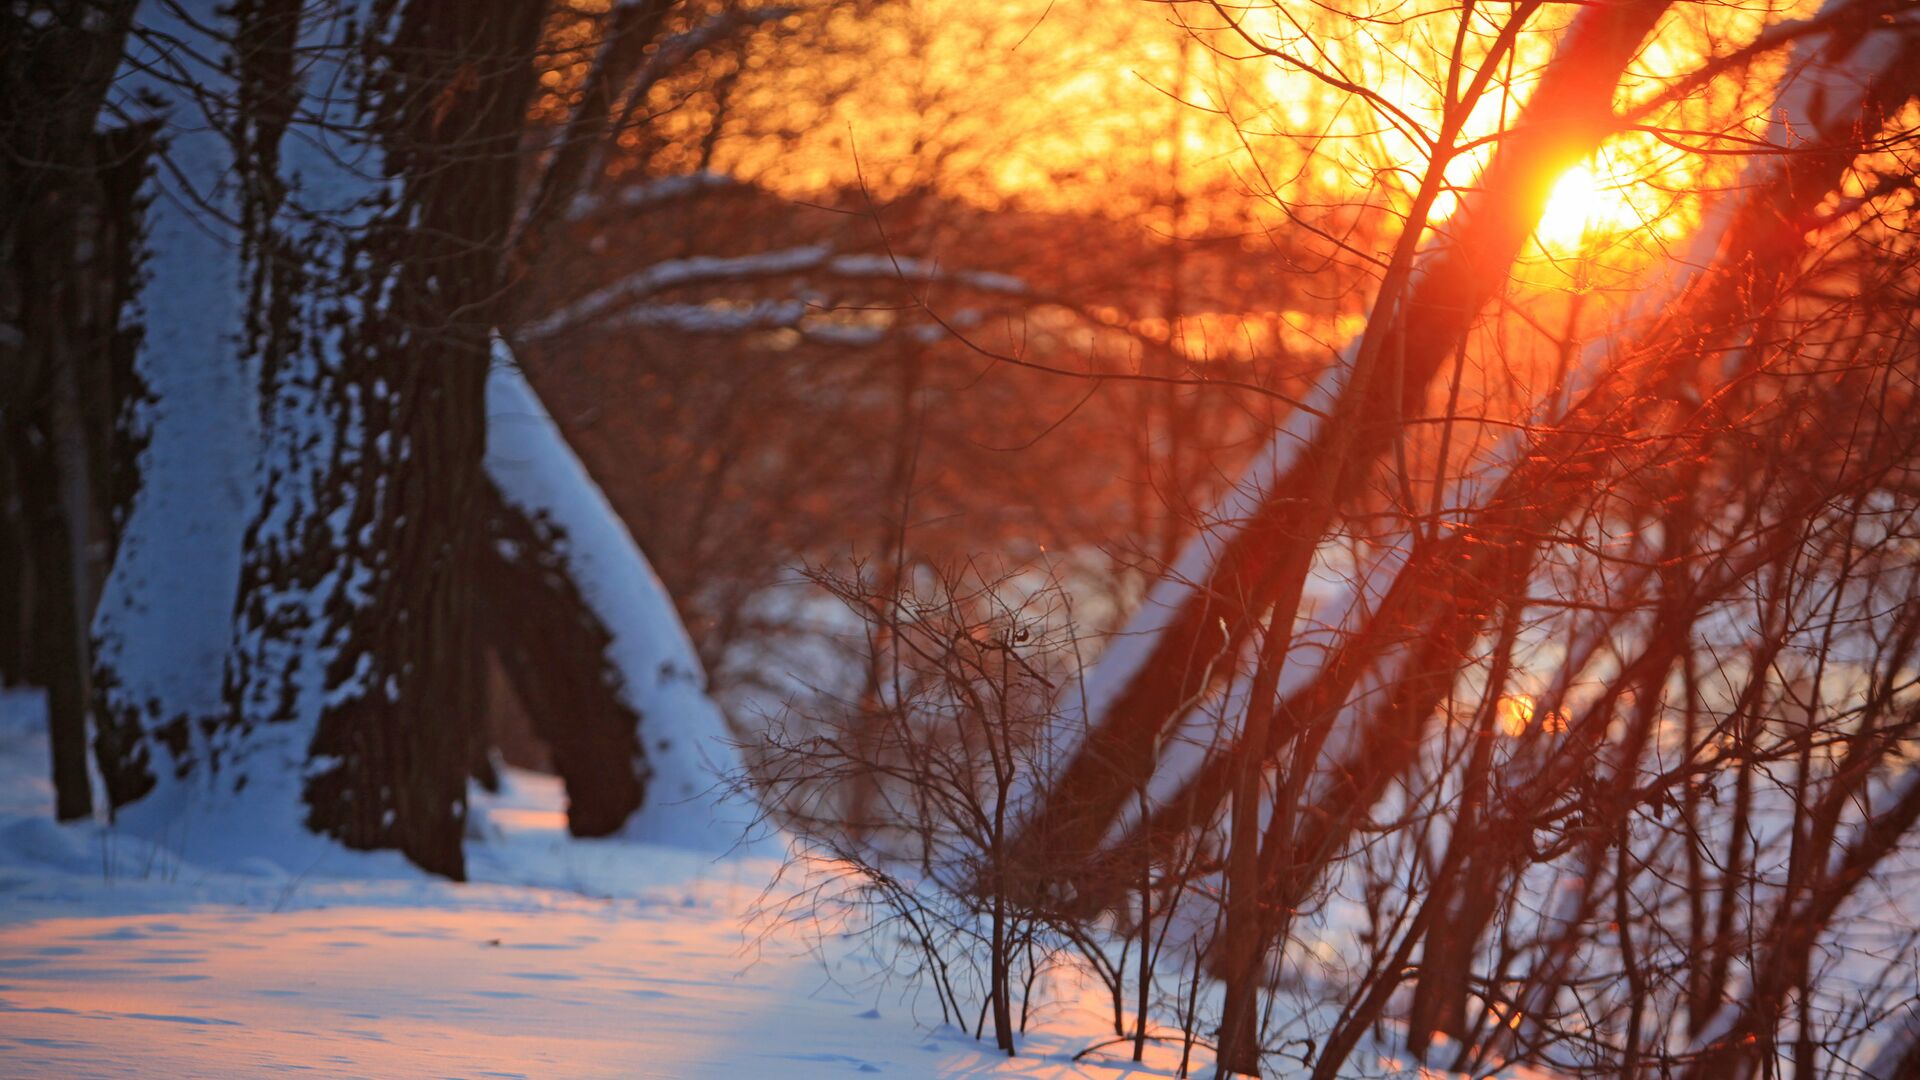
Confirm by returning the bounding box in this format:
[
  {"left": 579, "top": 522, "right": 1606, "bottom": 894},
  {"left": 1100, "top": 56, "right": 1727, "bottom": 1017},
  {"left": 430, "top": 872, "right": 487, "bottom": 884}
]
[
  {"left": 0, "top": 688, "right": 1216, "bottom": 1080},
  {"left": 566, "top": 170, "right": 747, "bottom": 222},
  {"left": 0, "top": 679, "right": 1597, "bottom": 1080},
  {"left": 88, "top": 0, "right": 256, "bottom": 746}
]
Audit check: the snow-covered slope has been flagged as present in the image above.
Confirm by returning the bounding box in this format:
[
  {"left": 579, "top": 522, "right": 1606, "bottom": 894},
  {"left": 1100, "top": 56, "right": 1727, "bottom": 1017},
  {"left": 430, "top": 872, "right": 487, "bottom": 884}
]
[{"left": 0, "top": 689, "right": 1203, "bottom": 1079}]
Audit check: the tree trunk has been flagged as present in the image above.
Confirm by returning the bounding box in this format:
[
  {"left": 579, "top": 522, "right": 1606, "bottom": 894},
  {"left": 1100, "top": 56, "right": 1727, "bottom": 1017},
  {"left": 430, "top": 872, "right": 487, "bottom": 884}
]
[
  {"left": 0, "top": 0, "right": 144, "bottom": 819},
  {"left": 296, "top": 0, "right": 545, "bottom": 877}
]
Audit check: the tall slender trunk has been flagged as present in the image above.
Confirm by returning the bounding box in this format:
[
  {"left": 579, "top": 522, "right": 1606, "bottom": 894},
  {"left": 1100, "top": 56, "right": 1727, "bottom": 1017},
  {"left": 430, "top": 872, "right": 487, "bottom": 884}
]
[{"left": 0, "top": 0, "right": 143, "bottom": 819}]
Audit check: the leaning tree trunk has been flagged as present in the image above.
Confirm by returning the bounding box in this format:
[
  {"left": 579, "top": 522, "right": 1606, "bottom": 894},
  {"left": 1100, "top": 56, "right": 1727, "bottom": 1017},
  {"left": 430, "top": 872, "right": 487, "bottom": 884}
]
[
  {"left": 482, "top": 346, "right": 747, "bottom": 852},
  {"left": 467, "top": 0, "right": 674, "bottom": 841},
  {"left": 478, "top": 480, "right": 647, "bottom": 837},
  {"left": 470, "top": 0, "right": 784, "bottom": 843},
  {"left": 1012, "top": 0, "right": 1675, "bottom": 896}
]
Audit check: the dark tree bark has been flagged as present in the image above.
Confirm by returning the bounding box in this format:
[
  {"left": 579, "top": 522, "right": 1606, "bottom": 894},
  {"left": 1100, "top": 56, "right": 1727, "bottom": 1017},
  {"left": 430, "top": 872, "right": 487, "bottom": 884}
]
[
  {"left": 297, "top": 0, "right": 547, "bottom": 878},
  {"left": 0, "top": 0, "right": 144, "bottom": 819},
  {"left": 142, "top": 0, "right": 310, "bottom": 815},
  {"left": 0, "top": 438, "right": 27, "bottom": 689}
]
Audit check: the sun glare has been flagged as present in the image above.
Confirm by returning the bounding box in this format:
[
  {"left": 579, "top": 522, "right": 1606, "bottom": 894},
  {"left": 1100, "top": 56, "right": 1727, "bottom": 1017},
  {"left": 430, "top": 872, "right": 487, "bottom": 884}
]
[
  {"left": 1536, "top": 162, "right": 1639, "bottom": 254},
  {"left": 1495, "top": 694, "right": 1570, "bottom": 736},
  {"left": 1496, "top": 694, "right": 1535, "bottom": 737},
  {"left": 1542, "top": 165, "right": 1602, "bottom": 240}
]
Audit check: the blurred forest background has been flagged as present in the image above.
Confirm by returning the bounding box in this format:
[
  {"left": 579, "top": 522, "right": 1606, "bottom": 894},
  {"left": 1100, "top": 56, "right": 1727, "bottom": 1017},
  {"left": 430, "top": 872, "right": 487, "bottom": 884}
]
[{"left": 6, "top": 0, "right": 1920, "bottom": 1076}]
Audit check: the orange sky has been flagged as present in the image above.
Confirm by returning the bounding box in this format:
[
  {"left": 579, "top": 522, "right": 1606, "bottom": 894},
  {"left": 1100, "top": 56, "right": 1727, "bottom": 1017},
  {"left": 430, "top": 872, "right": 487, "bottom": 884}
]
[{"left": 660, "top": 0, "right": 1825, "bottom": 274}]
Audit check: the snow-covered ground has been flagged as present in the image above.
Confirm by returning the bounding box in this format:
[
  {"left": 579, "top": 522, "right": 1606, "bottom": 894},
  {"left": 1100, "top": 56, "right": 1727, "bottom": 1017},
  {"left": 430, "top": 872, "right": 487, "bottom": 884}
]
[{"left": 0, "top": 689, "right": 1213, "bottom": 1079}]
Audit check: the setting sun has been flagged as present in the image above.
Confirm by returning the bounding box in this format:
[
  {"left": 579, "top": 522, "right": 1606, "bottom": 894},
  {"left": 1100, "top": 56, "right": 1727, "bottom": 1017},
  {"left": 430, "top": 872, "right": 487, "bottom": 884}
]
[
  {"left": 1537, "top": 162, "right": 1637, "bottom": 253},
  {"left": 1496, "top": 694, "right": 1535, "bottom": 737}
]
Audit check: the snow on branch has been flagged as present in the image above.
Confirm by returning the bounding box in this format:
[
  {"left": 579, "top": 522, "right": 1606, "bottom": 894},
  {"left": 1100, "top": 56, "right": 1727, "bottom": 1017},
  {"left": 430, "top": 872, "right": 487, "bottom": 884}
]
[
  {"left": 522, "top": 245, "right": 1028, "bottom": 341},
  {"left": 524, "top": 245, "right": 831, "bottom": 338},
  {"left": 565, "top": 170, "right": 748, "bottom": 222}
]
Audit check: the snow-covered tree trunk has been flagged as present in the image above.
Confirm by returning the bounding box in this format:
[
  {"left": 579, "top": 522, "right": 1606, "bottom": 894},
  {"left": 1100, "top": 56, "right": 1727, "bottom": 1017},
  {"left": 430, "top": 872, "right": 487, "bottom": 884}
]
[
  {"left": 79, "top": 0, "right": 750, "bottom": 873},
  {"left": 88, "top": 0, "right": 258, "bottom": 818},
  {"left": 222, "top": 0, "right": 545, "bottom": 879}
]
